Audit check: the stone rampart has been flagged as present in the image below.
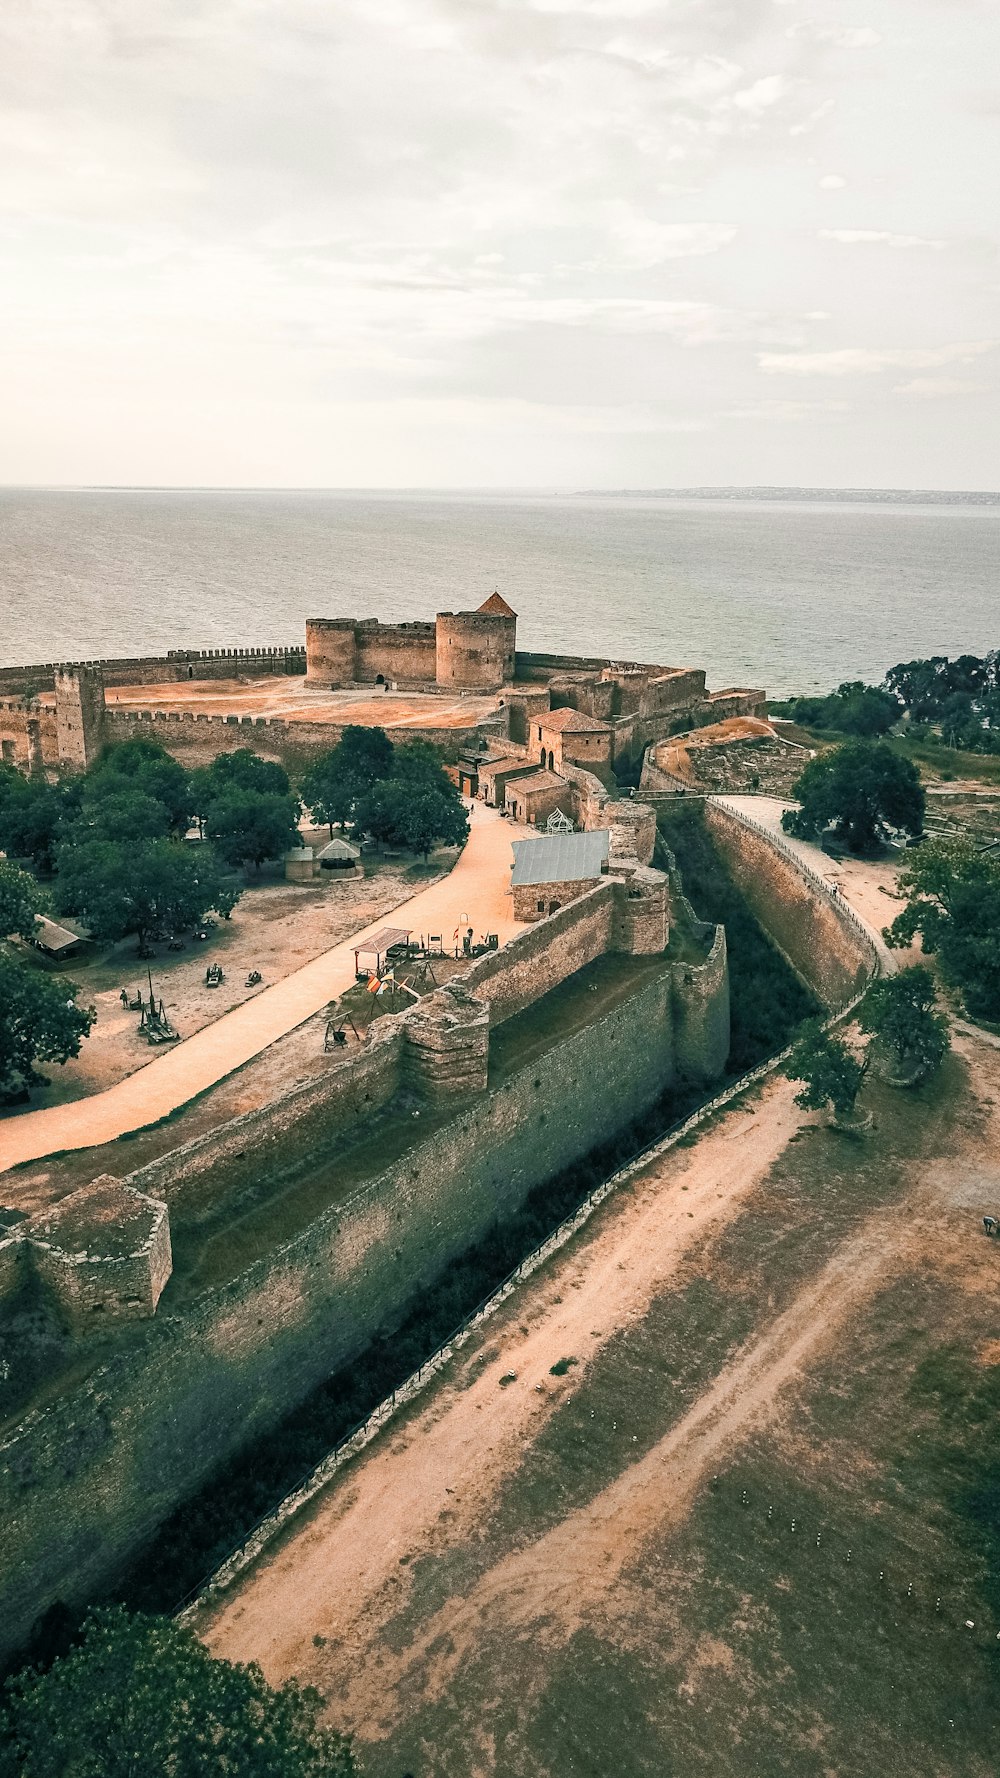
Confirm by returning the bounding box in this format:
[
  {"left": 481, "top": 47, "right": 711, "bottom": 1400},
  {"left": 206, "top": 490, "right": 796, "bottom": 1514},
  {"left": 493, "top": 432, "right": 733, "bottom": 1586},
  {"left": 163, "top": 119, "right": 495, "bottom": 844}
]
[
  {"left": 0, "top": 646, "right": 306, "bottom": 697},
  {"left": 461, "top": 883, "right": 616, "bottom": 1023},
  {"left": 100, "top": 708, "right": 492, "bottom": 769},
  {"left": 128, "top": 1019, "right": 404, "bottom": 1208},
  {"left": 0, "top": 942, "right": 729, "bottom": 1656},
  {"left": 704, "top": 800, "right": 872, "bottom": 1008}
]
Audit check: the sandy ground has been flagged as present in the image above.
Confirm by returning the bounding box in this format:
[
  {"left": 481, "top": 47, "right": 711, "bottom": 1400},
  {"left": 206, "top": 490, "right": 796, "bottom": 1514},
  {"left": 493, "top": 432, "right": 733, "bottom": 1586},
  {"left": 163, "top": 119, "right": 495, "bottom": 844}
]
[
  {"left": 97, "top": 676, "right": 501, "bottom": 730},
  {"left": 11, "top": 842, "right": 449, "bottom": 1108},
  {"left": 200, "top": 1035, "right": 999, "bottom": 1774},
  {"left": 201, "top": 1075, "right": 804, "bottom": 1682},
  {"left": 0, "top": 802, "right": 531, "bottom": 1173},
  {"left": 197, "top": 798, "right": 998, "bottom": 1775}
]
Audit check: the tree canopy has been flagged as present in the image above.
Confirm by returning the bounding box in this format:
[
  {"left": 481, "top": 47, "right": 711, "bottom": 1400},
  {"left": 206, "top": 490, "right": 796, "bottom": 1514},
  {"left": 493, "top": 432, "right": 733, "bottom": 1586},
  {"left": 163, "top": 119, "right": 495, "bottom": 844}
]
[
  {"left": 190, "top": 748, "right": 292, "bottom": 816},
  {"left": 884, "top": 838, "right": 1000, "bottom": 1019},
  {"left": 204, "top": 789, "right": 301, "bottom": 872},
  {"left": 774, "top": 681, "right": 898, "bottom": 738},
  {"left": 0, "top": 860, "right": 44, "bottom": 941},
  {"left": 54, "top": 837, "right": 238, "bottom": 949},
  {"left": 858, "top": 965, "right": 949, "bottom": 1080},
  {"left": 0, "top": 951, "right": 95, "bottom": 1097},
  {"left": 87, "top": 740, "right": 192, "bottom": 833},
  {"left": 773, "top": 652, "right": 1000, "bottom": 756},
  {"left": 782, "top": 739, "right": 924, "bottom": 854},
  {"left": 0, "top": 769, "right": 75, "bottom": 874},
  {"left": 785, "top": 1018, "right": 867, "bottom": 1120},
  {"left": 0, "top": 1607, "right": 356, "bottom": 1778},
  {"left": 300, "top": 726, "right": 395, "bottom": 831}
]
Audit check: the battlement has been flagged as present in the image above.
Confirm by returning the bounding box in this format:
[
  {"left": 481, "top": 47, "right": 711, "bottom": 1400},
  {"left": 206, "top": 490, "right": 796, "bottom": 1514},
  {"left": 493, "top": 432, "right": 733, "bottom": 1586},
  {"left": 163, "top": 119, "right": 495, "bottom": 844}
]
[{"left": 9, "top": 1176, "right": 172, "bottom": 1328}]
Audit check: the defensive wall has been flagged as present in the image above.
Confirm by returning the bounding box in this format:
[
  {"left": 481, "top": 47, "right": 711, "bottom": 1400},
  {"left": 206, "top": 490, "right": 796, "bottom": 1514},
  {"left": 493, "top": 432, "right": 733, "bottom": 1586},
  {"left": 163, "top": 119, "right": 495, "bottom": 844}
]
[
  {"left": 703, "top": 799, "right": 873, "bottom": 1007},
  {"left": 98, "top": 707, "right": 505, "bottom": 771},
  {"left": 0, "top": 646, "right": 306, "bottom": 697},
  {"left": 0, "top": 872, "right": 728, "bottom": 1657}
]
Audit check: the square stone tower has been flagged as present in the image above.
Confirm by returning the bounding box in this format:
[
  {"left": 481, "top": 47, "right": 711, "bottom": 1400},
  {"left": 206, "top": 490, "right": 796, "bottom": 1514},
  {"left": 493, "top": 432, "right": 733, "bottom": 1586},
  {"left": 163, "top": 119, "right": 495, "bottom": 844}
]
[{"left": 55, "top": 666, "right": 106, "bottom": 770}]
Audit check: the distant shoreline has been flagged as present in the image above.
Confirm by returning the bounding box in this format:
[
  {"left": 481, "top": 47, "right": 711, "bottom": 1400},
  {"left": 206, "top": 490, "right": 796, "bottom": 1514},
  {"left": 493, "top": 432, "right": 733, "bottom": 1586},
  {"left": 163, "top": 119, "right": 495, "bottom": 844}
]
[
  {"left": 578, "top": 487, "right": 1000, "bottom": 506},
  {"left": 1, "top": 484, "right": 999, "bottom": 505}
]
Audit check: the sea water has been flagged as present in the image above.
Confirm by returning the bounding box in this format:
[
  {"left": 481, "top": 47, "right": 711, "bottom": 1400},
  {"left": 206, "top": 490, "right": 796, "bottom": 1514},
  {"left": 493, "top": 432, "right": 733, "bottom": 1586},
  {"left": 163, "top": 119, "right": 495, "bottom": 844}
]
[{"left": 1, "top": 488, "right": 996, "bottom": 695}]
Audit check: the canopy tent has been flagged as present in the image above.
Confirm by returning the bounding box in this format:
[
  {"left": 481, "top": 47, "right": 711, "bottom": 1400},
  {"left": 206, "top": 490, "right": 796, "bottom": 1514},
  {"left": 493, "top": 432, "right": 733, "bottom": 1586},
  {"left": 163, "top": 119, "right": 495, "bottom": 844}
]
[{"left": 353, "top": 926, "right": 412, "bottom": 975}]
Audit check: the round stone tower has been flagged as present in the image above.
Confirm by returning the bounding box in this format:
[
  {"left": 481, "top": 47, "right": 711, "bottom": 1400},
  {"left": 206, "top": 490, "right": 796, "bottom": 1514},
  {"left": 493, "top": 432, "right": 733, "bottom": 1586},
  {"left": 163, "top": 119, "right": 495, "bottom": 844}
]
[
  {"left": 435, "top": 594, "right": 516, "bottom": 691},
  {"left": 305, "top": 619, "right": 358, "bottom": 687}
]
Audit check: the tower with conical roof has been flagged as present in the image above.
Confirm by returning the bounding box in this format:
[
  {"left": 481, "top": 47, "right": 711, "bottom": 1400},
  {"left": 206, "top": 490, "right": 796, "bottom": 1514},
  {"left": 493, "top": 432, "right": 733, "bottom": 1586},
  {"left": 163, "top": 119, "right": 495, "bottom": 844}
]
[{"left": 434, "top": 593, "right": 517, "bottom": 690}]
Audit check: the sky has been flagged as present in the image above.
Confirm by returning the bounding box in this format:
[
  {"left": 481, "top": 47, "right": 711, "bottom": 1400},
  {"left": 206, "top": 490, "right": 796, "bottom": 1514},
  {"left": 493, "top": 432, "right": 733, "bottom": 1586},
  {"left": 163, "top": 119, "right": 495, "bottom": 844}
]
[{"left": 2, "top": 0, "right": 998, "bottom": 489}]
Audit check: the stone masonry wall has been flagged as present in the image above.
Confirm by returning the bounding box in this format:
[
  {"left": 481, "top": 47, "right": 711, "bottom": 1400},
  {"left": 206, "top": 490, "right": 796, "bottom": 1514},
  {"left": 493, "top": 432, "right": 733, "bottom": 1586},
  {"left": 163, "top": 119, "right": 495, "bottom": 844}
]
[
  {"left": 704, "top": 800, "right": 871, "bottom": 1008},
  {"left": 100, "top": 708, "right": 494, "bottom": 770},
  {"left": 0, "top": 647, "right": 306, "bottom": 697},
  {"left": 0, "top": 954, "right": 727, "bottom": 1657}
]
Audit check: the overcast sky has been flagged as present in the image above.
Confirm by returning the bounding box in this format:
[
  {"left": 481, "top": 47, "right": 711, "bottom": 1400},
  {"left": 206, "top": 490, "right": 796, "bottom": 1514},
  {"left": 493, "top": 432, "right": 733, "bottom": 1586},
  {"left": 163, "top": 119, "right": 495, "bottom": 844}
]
[{"left": 2, "top": 0, "right": 998, "bottom": 489}]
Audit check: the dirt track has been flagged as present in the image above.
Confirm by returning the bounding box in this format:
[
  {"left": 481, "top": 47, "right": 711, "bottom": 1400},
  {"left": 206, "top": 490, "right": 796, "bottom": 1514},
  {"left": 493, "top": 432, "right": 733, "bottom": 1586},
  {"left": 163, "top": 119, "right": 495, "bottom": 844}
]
[
  {"left": 201, "top": 1074, "right": 806, "bottom": 1683},
  {"left": 0, "top": 801, "right": 529, "bottom": 1174}
]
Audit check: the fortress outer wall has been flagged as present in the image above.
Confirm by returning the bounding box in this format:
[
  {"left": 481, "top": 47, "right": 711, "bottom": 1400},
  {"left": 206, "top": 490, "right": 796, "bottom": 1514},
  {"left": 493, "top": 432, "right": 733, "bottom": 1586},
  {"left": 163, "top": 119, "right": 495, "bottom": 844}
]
[
  {"left": 0, "top": 932, "right": 728, "bottom": 1660},
  {"left": 704, "top": 801, "right": 872, "bottom": 1007}
]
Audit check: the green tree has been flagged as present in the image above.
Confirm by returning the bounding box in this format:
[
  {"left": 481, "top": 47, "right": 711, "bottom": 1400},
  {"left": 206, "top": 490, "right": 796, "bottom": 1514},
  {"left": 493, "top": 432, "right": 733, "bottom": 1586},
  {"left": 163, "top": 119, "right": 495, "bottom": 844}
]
[
  {"left": 858, "top": 965, "right": 949, "bottom": 1081},
  {"left": 0, "top": 860, "right": 44, "bottom": 940},
  {"left": 300, "top": 727, "right": 395, "bottom": 831},
  {"left": 191, "top": 748, "right": 292, "bottom": 818},
  {"left": 885, "top": 838, "right": 1000, "bottom": 1019},
  {"left": 785, "top": 1018, "right": 867, "bottom": 1123},
  {"left": 75, "top": 787, "right": 173, "bottom": 844},
  {"left": 88, "top": 740, "right": 192, "bottom": 833},
  {"left": 204, "top": 790, "right": 301, "bottom": 873},
  {"left": 782, "top": 739, "right": 924, "bottom": 854},
  {"left": 397, "top": 786, "right": 469, "bottom": 859},
  {"left": 0, "top": 1606, "right": 356, "bottom": 1778},
  {"left": 0, "top": 952, "right": 95, "bottom": 1096},
  {"left": 55, "top": 838, "right": 239, "bottom": 950},
  {"left": 0, "top": 769, "right": 73, "bottom": 873},
  {"left": 391, "top": 739, "right": 462, "bottom": 800}
]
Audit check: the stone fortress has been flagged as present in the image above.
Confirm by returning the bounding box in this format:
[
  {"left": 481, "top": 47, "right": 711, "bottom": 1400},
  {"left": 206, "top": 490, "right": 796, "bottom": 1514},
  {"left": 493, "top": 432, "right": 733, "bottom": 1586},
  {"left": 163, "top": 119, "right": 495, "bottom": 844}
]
[
  {"left": 0, "top": 593, "right": 784, "bottom": 1657},
  {"left": 0, "top": 591, "right": 764, "bottom": 781}
]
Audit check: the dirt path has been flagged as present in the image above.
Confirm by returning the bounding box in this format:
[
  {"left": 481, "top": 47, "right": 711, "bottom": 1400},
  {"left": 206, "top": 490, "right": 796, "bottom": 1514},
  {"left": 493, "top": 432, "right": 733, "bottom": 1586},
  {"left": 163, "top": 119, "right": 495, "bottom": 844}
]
[
  {"left": 202, "top": 1059, "right": 935, "bottom": 1756},
  {"left": 0, "top": 802, "right": 530, "bottom": 1173},
  {"left": 201, "top": 1074, "right": 803, "bottom": 1677},
  {"left": 342, "top": 1196, "right": 923, "bottom": 1738}
]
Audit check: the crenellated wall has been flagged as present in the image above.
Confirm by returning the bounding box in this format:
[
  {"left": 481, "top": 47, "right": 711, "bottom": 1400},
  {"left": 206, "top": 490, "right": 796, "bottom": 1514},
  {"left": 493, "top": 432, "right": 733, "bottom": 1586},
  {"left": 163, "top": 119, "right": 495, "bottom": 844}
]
[{"left": 0, "top": 646, "right": 306, "bottom": 697}]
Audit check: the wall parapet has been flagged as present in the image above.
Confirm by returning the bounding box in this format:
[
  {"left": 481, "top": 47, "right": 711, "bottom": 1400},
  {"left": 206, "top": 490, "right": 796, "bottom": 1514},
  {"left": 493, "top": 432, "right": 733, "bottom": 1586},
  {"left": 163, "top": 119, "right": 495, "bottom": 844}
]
[{"left": 703, "top": 797, "right": 887, "bottom": 1005}]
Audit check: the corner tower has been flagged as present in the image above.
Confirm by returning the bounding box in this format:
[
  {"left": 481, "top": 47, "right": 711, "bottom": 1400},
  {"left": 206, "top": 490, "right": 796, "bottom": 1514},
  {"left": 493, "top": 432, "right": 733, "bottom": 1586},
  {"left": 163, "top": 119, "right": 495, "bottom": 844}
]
[
  {"left": 55, "top": 665, "right": 106, "bottom": 770},
  {"left": 435, "top": 593, "right": 516, "bottom": 691}
]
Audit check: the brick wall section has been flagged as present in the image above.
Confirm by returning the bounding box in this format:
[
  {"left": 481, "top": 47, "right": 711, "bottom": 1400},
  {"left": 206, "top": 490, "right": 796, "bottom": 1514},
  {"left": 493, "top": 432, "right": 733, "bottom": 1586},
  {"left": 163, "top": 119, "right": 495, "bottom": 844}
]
[
  {"left": 704, "top": 801, "right": 872, "bottom": 1008},
  {"left": 129, "top": 1019, "right": 404, "bottom": 1208},
  {"left": 0, "top": 947, "right": 730, "bottom": 1657},
  {"left": 27, "top": 1179, "right": 172, "bottom": 1327},
  {"left": 100, "top": 709, "right": 488, "bottom": 770},
  {"left": 0, "top": 647, "right": 306, "bottom": 697}
]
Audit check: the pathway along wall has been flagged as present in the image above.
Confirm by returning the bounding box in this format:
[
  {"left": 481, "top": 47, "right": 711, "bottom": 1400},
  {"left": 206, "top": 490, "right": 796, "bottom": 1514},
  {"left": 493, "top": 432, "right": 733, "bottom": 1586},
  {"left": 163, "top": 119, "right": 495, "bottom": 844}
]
[
  {"left": 0, "top": 946, "right": 727, "bottom": 1659},
  {"left": 703, "top": 800, "right": 872, "bottom": 1008}
]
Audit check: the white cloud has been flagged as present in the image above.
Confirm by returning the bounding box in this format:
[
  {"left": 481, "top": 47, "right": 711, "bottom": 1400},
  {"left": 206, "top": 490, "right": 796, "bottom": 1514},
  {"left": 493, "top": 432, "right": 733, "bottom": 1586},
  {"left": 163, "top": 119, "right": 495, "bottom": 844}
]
[
  {"left": 1, "top": 0, "right": 998, "bottom": 484},
  {"left": 819, "top": 229, "right": 945, "bottom": 249},
  {"left": 893, "top": 377, "right": 984, "bottom": 398},
  {"left": 759, "top": 342, "right": 995, "bottom": 376},
  {"left": 788, "top": 23, "right": 882, "bottom": 49}
]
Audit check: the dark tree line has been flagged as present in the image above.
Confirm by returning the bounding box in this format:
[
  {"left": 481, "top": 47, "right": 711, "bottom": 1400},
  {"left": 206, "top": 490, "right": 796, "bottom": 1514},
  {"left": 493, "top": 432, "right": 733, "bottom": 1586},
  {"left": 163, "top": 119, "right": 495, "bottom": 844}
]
[{"left": 772, "top": 650, "right": 1000, "bottom": 753}]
